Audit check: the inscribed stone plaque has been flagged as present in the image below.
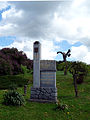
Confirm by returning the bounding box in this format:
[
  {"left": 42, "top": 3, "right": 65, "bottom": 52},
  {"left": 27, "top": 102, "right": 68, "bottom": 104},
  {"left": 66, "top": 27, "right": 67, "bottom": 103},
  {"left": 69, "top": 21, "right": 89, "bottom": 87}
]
[
  {"left": 40, "top": 60, "right": 56, "bottom": 88},
  {"left": 40, "top": 71, "right": 56, "bottom": 87},
  {"left": 40, "top": 60, "right": 56, "bottom": 71}
]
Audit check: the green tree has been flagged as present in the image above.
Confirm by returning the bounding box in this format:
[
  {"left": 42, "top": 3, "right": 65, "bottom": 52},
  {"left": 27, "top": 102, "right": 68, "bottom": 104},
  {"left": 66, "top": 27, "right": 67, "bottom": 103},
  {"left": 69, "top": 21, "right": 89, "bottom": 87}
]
[{"left": 69, "top": 61, "right": 88, "bottom": 97}]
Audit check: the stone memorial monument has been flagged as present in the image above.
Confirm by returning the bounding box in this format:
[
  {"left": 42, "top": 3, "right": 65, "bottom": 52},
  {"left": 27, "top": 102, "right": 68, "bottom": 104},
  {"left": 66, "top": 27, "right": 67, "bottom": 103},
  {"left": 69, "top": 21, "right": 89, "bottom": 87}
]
[{"left": 30, "top": 41, "right": 57, "bottom": 103}]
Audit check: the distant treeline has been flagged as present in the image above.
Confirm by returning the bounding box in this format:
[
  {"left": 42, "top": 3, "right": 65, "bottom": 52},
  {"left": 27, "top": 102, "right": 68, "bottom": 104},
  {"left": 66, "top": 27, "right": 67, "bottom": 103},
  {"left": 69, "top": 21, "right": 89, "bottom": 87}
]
[
  {"left": 0, "top": 48, "right": 33, "bottom": 75},
  {"left": 56, "top": 61, "right": 90, "bottom": 73}
]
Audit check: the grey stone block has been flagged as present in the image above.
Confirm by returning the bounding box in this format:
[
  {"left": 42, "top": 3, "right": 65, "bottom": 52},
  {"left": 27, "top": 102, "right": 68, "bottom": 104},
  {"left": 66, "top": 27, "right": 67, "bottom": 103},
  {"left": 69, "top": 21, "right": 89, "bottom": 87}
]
[{"left": 30, "top": 87, "right": 57, "bottom": 102}]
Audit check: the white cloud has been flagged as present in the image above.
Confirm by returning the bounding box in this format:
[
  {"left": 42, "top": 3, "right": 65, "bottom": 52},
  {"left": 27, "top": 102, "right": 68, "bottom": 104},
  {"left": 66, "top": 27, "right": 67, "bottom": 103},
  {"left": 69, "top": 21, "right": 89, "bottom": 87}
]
[
  {"left": 41, "top": 40, "right": 58, "bottom": 60},
  {"left": 7, "top": 37, "right": 33, "bottom": 59},
  {"left": 0, "top": 1, "right": 9, "bottom": 11},
  {"left": 52, "top": 0, "right": 90, "bottom": 45},
  {"left": 2, "top": 7, "right": 23, "bottom": 20},
  {"left": 71, "top": 45, "right": 90, "bottom": 64},
  {"left": 71, "top": 45, "right": 88, "bottom": 60},
  {"left": 0, "top": 1, "right": 90, "bottom": 64},
  {"left": 0, "top": 2, "right": 60, "bottom": 39},
  {"left": 83, "top": 52, "right": 90, "bottom": 64},
  {"left": 0, "top": 38, "right": 58, "bottom": 60}
]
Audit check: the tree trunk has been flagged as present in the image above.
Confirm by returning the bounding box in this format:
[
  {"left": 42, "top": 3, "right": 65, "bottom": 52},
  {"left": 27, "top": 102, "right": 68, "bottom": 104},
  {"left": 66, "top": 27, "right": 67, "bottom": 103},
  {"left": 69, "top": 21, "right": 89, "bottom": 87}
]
[
  {"left": 73, "top": 74, "right": 78, "bottom": 97},
  {"left": 64, "top": 61, "right": 67, "bottom": 75}
]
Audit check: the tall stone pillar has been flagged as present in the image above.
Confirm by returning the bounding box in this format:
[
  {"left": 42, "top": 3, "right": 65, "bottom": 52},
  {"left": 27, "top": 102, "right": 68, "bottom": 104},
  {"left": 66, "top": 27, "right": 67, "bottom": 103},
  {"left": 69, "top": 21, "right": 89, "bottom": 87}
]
[
  {"left": 33, "top": 41, "right": 41, "bottom": 88},
  {"left": 30, "top": 41, "right": 57, "bottom": 103}
]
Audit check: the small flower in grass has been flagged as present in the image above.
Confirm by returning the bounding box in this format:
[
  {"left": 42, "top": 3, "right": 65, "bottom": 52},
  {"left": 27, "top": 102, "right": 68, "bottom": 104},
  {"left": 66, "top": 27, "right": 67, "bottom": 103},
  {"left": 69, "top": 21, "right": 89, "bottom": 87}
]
[
  {"left": 55, "top": 100, "right": 68, "bottom": 111},
  {"left": 67, "top": 112, "right": 69, "bottom": 115}
]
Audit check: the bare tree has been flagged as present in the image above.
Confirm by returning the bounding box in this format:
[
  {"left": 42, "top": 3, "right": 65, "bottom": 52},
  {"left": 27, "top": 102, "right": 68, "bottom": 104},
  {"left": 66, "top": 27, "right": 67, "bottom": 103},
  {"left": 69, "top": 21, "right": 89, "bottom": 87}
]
[{"left": 57, "top": 49, "right": 71, "bottom": 75}]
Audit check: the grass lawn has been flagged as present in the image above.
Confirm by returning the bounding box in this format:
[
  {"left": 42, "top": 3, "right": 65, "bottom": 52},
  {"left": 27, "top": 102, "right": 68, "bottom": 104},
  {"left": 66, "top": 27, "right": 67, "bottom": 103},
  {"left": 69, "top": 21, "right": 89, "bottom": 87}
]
[{"left": 0, "top": 71, "right": 90, "bottom": 120}]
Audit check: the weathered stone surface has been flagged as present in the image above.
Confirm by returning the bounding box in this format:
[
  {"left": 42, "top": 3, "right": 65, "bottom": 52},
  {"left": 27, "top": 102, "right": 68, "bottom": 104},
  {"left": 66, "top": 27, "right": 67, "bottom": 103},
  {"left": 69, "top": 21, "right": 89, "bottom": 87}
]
[
  {"left": 40, "top": 60, "right": 56, "bottom": 71},
  {"left": 30, "top": 87, "right": 57, "bottom": 102},
  {"left": 33, "top": 41, "right": 41, "bottom": 88},
  {"left": 40, "top": 71, "right": 56, "bottom": 87},
  {"left": 40, "top": 60, "right": 56, "bottom": 88}
]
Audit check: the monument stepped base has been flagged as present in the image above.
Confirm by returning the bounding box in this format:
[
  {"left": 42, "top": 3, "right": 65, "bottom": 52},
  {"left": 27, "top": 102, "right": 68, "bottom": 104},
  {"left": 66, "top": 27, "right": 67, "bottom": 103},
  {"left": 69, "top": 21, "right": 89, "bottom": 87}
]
[
  {"left": 30, "top": 87, "right": 57, "bottom": 103},
  {"left": 29, "top": 99, "right": 57, "bottom": 103}
]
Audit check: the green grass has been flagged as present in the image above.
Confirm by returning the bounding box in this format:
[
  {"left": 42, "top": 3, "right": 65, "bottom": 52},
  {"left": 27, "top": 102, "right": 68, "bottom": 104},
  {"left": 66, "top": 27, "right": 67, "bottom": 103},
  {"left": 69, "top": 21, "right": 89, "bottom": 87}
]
[
  {"left": 0, "top": 73, "right": 32, "bottom": 89},
  {"left": 0, "top": 71, "right": 90, "bottom": 120}
]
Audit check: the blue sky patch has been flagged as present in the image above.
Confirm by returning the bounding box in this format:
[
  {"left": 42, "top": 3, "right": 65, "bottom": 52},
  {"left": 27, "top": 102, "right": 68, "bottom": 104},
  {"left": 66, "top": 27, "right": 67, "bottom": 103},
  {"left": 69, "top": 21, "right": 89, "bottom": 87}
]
[
  {"left": 57, "top": 40, "right": 82, "bottom": 51},
  {"left": 0, "top": 36, "right": 15, "bottom": 46}
]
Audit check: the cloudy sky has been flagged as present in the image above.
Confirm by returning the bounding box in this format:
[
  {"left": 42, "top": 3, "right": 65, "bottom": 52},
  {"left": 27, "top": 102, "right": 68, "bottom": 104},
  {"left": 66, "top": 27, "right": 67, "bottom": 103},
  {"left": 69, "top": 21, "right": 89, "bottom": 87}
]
[{"left": 0, "top": 0, "right": 90, "bottom": 64}]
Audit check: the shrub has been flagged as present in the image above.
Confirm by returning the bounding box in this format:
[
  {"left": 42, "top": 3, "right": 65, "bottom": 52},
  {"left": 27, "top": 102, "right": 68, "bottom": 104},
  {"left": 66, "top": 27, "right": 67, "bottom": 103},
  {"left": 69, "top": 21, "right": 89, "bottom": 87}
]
[
  {"left": 69, "top": 61, "right": 88, "bottom": 84},
  {"left": 3, "top": 90, "right": 25, "bottom": 106},
  {"left": 56, "top": 61, "right": 72, "bottom": 72},
  {"left": 57, "top": 62, "right": 65, "bottom": 71},
  {"left": 69, "top": 61, "right": 88, "bottom": 97}
]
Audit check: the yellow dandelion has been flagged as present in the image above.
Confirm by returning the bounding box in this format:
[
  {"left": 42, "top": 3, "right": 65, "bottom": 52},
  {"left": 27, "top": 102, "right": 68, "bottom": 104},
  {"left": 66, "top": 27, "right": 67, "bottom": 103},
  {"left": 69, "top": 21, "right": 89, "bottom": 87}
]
[{"left": 67, "top": 112, "right": 69, "bottom": 115}]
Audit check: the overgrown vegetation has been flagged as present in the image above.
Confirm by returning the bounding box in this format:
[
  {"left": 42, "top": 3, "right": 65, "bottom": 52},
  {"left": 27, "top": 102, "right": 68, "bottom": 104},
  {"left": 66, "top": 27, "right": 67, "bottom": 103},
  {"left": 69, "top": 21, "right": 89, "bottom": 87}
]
[{"left": 0, "top": 48, "right": 33, "bottom": 75}]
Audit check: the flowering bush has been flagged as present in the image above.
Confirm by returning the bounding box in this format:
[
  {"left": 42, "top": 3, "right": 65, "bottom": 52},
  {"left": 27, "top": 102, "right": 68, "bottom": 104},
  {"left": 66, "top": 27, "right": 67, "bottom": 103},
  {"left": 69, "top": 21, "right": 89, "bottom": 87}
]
[
  {"left": 0, "top": 47, "right": 33, "bottom": 75},
  {"left": 0, "top": 58, "right": 12, "bottom": 75}
]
